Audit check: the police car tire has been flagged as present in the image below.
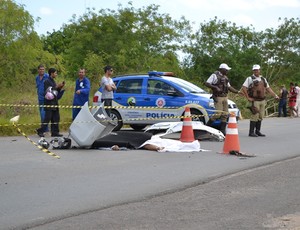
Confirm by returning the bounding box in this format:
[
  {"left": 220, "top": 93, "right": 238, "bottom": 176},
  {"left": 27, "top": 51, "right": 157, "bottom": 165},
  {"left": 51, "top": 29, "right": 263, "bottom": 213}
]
[
  {"left": 190, "top": 109, "right": 205, "bottom": 123},
  {"left": 130, "top": 124, "right": 147, "bottom": 131},
  {"left": 111, "top": 110, "right": 123, "bottom": 131}
]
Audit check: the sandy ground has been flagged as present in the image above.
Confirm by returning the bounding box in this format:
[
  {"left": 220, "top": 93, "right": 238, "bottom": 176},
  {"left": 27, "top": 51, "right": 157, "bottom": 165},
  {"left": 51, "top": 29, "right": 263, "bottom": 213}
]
[{"left": 264, "top": 213, "right": 300, "bottom": 229}]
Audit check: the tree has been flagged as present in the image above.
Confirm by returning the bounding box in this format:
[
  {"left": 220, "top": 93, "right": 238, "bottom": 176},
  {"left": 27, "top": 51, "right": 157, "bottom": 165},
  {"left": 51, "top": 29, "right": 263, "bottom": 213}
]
[
  {"left": 183, "top": 17, "right": 263, "bottom": 88},
  {"left": 42, "top": 2, "right": 191, "bottom": 77},
  {"left": 0, "top": 0, "right": 60, "bottom": 89},
  {"left": 261, "top": 17, "right": 300, "bottom": 84}
]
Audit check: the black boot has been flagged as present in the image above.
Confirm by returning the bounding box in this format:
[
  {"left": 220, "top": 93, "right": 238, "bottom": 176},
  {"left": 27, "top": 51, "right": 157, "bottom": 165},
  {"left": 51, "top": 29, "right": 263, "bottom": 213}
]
[
  {"left": 255, "top": 120, "right": 266, "bottom": 137},
  {"left": 220, "top": 122, "right": 227, "bottom": 135},
  {"left": 36, "top": 128, "right": 44, "bottom": 137},
  {"left": 249, "top": 121, "right": 258, "bottom": 137}
]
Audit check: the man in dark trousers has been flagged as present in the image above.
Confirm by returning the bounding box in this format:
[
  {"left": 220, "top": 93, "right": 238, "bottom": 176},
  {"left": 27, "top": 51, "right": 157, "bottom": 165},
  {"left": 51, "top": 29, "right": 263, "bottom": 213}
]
[
  {"left": 36, "top": 68, "right": 65, "bottom": 137},
  {"left": 278, "top": 84, "right": 288, "bottom": 117}
]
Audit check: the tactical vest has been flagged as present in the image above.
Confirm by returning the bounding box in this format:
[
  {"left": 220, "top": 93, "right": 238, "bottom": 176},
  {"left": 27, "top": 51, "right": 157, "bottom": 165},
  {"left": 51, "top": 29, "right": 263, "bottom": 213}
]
[
  {"left": 248, "top": 75, "right": 267, "bottom": 100},
  {"left": 212, "top": 71, "right": 229, "bottom": 97}
]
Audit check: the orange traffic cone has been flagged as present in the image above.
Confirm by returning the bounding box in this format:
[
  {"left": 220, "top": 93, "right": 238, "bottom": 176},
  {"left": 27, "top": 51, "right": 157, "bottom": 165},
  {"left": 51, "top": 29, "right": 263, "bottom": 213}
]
[
  {"left": 180, "top": 107, "right": 195, "bottom": 142},
  {"left": 223, "top": 113, "right": 240, "bottom": 154}
]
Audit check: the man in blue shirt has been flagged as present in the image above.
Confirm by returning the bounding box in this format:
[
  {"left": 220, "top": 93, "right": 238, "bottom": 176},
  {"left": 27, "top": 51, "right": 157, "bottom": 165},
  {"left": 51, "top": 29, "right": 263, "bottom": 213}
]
[
  {"left": 72, "top": 68, "right": 90, "bottom": 120},
  {"left": 35, "top": 64, "right": 49, "bottom": 132}
]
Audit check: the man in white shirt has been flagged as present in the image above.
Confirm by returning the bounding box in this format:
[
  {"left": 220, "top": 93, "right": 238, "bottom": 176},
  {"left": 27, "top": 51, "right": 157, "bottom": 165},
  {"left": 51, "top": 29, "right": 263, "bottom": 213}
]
[{"left": 100, "top": 65, "right": 117, "bottom": 116}]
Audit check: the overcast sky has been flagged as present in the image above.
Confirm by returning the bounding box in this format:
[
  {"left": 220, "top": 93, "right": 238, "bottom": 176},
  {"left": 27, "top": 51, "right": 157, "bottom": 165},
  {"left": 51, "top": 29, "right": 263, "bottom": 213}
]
[{"left": 16, "top": 0, "right": 300, "bottom": 35}]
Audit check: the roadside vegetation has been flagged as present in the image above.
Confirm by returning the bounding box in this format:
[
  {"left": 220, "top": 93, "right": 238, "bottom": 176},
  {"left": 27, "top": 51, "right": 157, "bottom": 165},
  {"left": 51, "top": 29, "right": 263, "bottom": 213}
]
[{"left": 1, "top": 0, "right": 300, "bottom": 135}]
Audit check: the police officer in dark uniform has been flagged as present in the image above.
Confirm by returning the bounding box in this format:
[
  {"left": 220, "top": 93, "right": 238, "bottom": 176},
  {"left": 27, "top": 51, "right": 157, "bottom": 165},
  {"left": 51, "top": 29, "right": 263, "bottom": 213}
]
[
  {"left": 241, "top": 64, "right": 279, "bottom": 137},
  {"left": 205, "top": 63, "right": 240, "bottom": 135},
  {"left": 36, "top": 68, "right": 65, "bottom": 137}
]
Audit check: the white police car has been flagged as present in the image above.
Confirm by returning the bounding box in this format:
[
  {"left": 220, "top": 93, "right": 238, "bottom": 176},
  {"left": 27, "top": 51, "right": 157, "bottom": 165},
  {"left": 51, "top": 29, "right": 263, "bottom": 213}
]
[{"left": 93, "top": 71, "right": 240, "bottom": 131}]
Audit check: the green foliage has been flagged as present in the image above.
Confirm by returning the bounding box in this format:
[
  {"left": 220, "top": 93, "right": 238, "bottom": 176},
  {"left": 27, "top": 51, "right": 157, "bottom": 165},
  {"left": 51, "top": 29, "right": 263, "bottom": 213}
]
[
  {"left": 42, "top": 3, "right": 191, "bottom": 76},
  {"left": 2, "top": 1, "right": 300, "bottom": 136},
  {"left": 261, "top": 17, "right": 300, "bottom": 84},
  {"left": 0, "top": 0, "right": 64, "bottom": 90},
  {"left": 0, "top": 78, "right": 76, "bottom": 136},
  {"left": 0, "top": 0, "right": 36, "bottom": 87},
  {"left": 182, "top": 17, "right": 263, "bottom": 88},
  {"left": 83, "top": 52, "right": 106, "bottom": 83},
  {"left": 184, "top": 16, "right": 300, "bottom": 89}
]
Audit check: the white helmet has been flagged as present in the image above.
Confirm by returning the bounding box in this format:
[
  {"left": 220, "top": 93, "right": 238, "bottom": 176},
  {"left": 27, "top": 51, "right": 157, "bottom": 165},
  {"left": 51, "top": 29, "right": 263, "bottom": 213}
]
[
  {"left": 45, "top": 87, "right": 57, "bottom": 100},
  {"left": 45, "top": 91, "right": 54, "bottom": 100}
]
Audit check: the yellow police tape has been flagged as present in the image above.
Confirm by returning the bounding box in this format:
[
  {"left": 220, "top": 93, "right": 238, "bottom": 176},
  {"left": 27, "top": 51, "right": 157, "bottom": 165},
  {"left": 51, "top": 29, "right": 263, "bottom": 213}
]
[
  {"left": 0, "top": 112, "right": 227, "bottom": 128},
  {"left": 12, "top": 122, "right": 60, "bottom": 159},
  {"left": 0, "top": 103, "right": 229, "bottom": 127},
  {"left": 0, "top": 103, "right": 229, "bottom": 113},
  {"left": 0, "top": 103, "right": 232, "bottom": 114},
  {"left": 0, "top": 104, "right": 180, "bottom": 109}
]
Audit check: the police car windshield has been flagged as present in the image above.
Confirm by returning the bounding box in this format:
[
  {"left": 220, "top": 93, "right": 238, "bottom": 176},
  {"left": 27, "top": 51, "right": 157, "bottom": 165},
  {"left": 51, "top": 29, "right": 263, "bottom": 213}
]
[{"left": 163, "top": 76, "right": 208, "bottom": 94}]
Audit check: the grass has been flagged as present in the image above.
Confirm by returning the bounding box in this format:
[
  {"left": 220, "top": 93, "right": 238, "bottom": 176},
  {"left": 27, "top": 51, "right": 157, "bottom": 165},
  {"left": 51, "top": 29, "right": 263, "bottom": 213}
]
[{"left": 0, "top": 78, "right": 99, "bottom": 136}]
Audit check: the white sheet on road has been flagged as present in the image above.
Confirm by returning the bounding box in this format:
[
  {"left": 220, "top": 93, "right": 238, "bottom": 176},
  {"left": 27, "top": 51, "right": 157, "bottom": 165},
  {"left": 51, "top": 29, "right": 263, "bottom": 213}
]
[{"left": 139, "top": 135, "right": 210, "bottom": 152}]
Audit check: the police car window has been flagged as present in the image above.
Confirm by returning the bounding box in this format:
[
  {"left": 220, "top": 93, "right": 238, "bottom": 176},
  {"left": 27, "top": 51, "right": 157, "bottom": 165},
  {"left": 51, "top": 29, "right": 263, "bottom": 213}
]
[
  {"left": 148, "top": 79, "right": 180, "bottom": 96},
  {"left": 116, "top": 79, "right": 143, "bottom": 94},
  {"left": 162, "top": 83, "right": 175, "bottom": 92},
  {"left": 164, "top": 76, "right": 207, "bottom": 94},
  {"left": 148, "top": 80, "right": 165, "bottom": 95},
  {"left": 113, "top": 80, "right": 119, "bottom": 87}
]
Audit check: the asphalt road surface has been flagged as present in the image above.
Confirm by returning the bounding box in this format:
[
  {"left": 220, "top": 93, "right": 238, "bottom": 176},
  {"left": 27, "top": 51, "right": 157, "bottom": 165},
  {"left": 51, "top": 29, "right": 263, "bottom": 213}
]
[{"left": 1, "top": 117, "right": 300, "bottom": 229}]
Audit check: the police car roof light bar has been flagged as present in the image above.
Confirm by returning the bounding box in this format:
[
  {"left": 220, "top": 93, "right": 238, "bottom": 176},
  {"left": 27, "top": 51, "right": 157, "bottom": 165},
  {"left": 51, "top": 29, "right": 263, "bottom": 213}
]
[{"left": 148, "top": 71, "right": 174, "bottom": 77}]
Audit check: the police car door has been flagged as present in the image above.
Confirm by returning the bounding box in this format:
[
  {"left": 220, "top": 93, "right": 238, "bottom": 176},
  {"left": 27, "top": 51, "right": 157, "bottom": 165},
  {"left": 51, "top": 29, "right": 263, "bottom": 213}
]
[
  {"left": 143, "top": 79, "right": 180, "bottom": 123},
  {"left": 114, "top": 78, "right": 145, "bottom": 124}
]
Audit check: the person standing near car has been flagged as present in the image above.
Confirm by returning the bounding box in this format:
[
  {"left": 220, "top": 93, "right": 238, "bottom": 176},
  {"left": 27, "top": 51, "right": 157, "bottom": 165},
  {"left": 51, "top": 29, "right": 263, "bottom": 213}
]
[
  {"left": 293, "top": 83, "right": 300, "bottom": 117},
  {"left": 100, "top": 65, "right": 116, "bottom": 116},
  {"left": 36, "top": 68, "right": 65, "bottom": 137},
  {"left": 72, "top": 68, "right": 90, "bottom": 120},
  {"left": 241, "top": 64, "right": 279, "bottom": 137},
  {"left": 288, "top": 82, "right": 298, "bottom": 118},
  {"left": 35, "top": 64, "right": 49, "bottom": 133},
  {"left": 205, "top": 63, "right": 240, "bottom": 135},
  {"left": 278, "top": 85, "right": 288, "bottom": 117}
]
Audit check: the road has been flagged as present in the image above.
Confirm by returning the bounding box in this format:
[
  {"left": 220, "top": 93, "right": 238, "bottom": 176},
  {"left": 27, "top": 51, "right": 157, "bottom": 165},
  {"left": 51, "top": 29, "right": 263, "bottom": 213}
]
[{"left": 1, "top": 117, "right": 300, "bottom": 229}]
